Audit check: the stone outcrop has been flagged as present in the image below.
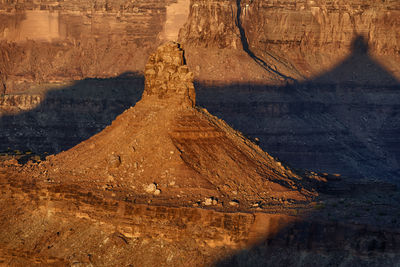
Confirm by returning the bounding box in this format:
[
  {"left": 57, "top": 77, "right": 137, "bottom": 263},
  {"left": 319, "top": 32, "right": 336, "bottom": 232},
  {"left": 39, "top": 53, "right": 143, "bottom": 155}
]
[
  {"left": 0, "top": 94, "right": 42, "bottom": 113},
  {"left": 40, "top": 42, "right": 317, "bottom": 206},
  {"left": 178, "top": 0, "right": 241, "bottom": 49}
]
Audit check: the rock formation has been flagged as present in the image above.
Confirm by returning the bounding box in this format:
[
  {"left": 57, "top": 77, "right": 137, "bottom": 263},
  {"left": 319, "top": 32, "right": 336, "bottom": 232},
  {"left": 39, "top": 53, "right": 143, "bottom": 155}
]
[{"left": 38, "top": 42, "right": 317, "bottom": 206}]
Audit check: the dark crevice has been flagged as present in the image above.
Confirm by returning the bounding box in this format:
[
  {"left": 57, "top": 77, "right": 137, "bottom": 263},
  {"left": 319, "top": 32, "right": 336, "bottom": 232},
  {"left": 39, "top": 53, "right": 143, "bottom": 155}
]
[{"left": 235, "top": 0, "right": 295, "bottom": 82}]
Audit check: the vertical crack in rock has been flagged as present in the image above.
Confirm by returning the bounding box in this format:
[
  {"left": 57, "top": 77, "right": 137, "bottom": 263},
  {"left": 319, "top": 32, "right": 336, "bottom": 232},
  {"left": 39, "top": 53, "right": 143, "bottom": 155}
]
[{"left": 235, "top": 0, "right": 295, "bottom": 82}]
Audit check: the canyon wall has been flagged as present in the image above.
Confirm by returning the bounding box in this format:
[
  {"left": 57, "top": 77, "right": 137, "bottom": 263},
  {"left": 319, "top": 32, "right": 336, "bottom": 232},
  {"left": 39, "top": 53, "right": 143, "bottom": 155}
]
[
  {"left": 239, "top": 0, "right": 400, "bottom": 83},
  {"left": 180, "top": 0, "right": 400, "bottom": 83},
  {"left": 0, "top": 0, "right": 179, "bottom": 92},
  {"left": 1, "top": 0, "right": 399, "bottom": 87}
]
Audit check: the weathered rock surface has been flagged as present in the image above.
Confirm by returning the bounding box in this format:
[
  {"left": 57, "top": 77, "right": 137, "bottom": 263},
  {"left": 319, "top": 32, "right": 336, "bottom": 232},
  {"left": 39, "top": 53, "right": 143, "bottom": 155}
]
[
  {"left": 0, "top": 0, "right": 399, "bottom": 85},
  {"left": 143, "top": 43, "right": 195, "bottom": 107}
]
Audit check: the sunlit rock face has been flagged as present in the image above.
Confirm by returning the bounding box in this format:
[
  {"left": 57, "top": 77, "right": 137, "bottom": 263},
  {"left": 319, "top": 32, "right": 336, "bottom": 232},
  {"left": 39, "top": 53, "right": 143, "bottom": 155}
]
[
  {"left": 238, "top": 0, "right": 400, "bottom": 83},
  {"left": 143, "top": 42, "right": 195, "bottom": 107},
  {"left": 0, "top": 0, "right": 191, "bottom": 92},
  {"left": 179, "top": 0, "right": 400, "bottom": 83},
  {"left": 0, "top": 11, "right": 62, "bottom": 42},
  {"left": 179, "top": 0, "right": 242, "bottom": 49},
  {"left": 160, "top": 0, "right": 190, "bottom": 42}
]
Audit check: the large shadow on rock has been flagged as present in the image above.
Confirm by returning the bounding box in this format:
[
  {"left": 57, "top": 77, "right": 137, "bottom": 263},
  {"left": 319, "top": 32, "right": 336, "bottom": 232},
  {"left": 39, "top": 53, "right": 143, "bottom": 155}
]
[
  {"left": 213, "top": 216, "right": 400, "bottom": 267},
  {"left": 196, "top": 35, "right": 400, "bottom": 184},
  {"left": 308, "top": 36, "right": 399, "bottom": 87},
  {"left": 209, "top": 39, "right": 400, "bottom": 267},
  {"left": 0, "top": 72, "right": 144, "bottom": 155}
]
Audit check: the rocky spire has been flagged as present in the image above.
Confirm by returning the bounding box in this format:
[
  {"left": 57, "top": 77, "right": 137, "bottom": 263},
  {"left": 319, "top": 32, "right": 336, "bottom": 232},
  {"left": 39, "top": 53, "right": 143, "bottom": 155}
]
[
  {"left": 143, "top": 42, "right": 196, "bottom": 107},
  {"left": 40, "top": 42, "right": 317, "bottom": 208}
]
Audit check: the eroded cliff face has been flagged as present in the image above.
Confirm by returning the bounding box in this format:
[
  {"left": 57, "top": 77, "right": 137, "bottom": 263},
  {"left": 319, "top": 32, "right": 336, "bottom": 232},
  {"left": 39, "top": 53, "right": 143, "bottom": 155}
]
[
  {"left": 1, "top": 0, "right": 399, "bottom": 87},
  {"left": 0, "top": 0, "right": 181, "bottom": 92},
  {"left": 178, "top": 0, "right": 241, "bottom": 49},
  {"left": 178, "top": 0, "right": 289, "bottom": 83},
  {"left": 179, "top": 0, "right": 400, "bottom": 83},
  {"left": 239, "top": 0, "right": 400, "bottom": 83}
]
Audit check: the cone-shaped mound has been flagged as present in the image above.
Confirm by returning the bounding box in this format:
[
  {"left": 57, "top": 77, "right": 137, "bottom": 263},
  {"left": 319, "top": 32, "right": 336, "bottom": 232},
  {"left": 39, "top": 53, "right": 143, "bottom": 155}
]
[{"left": 42, "top": 42, "right": 317, "bottom": 207}]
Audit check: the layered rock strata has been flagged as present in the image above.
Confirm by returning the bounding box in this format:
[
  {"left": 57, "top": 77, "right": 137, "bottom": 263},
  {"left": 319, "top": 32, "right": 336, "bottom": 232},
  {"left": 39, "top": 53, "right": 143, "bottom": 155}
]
[
  {"left": 180, "top": 0, "right": 400, "bottom": 83},
  {"left": 0, "top": 168, "right": 399, "bottom": 266},
  {"left": 0, "top": 0, "right": 178, "bottom": 92},
  {"left": 239, "top": 0, "right": 400, "bottom": 82}
]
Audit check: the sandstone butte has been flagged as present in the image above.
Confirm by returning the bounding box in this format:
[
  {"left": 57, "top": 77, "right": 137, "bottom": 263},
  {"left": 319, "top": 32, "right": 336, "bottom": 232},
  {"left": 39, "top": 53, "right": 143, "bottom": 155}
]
[
  {"left": 35, "top": 42, "right": 319, "bottom": 207},
  {"left": 0, "top": 42, "right": 400, "bottom": 266}
]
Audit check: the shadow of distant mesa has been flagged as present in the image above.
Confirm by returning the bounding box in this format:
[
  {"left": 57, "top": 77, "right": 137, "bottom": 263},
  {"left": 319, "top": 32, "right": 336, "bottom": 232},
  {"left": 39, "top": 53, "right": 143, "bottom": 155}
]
[
  {"left": 307, "top": 36, "right": 400, "bottom": 88},
  {"left": 214, "top": 217, "right": 400, "bottom": 267},
  {"left": 210, "top": 38, "right": 400, "bottom": 265},
  {"left": 196, "top": 35, "right": 400, "bottom": 183},
  {"left": 0, "top": 71, "right": 144, "bottom": 155}
]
